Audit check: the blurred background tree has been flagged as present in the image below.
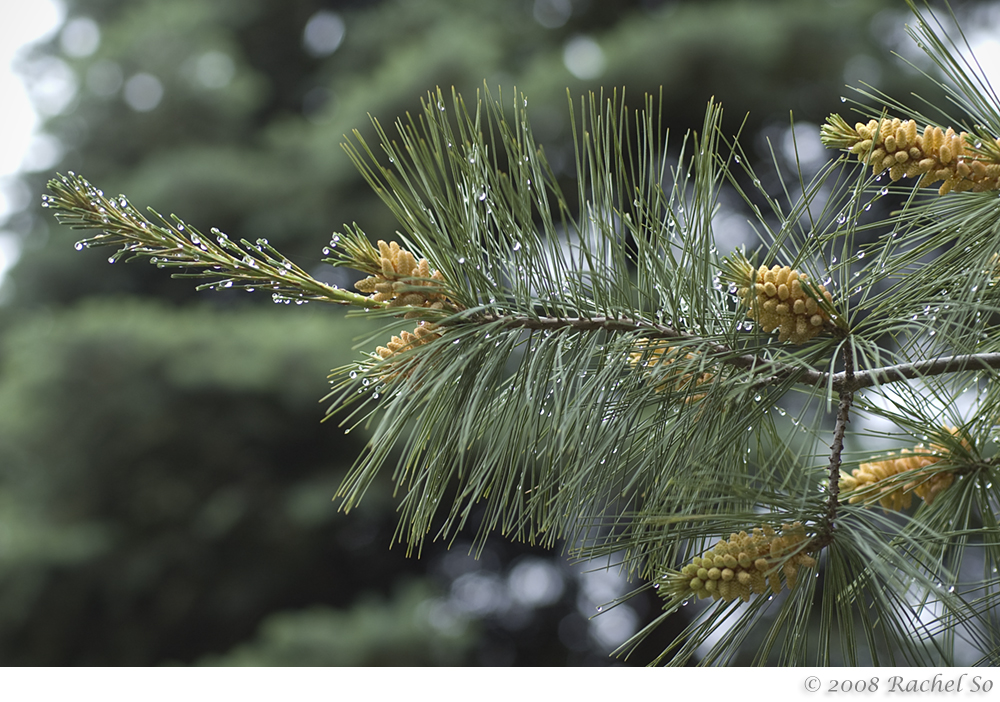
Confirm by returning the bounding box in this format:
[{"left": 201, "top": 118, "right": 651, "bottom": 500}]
[{"left": 1, "top": 0, "right": 992, "bottom": 665}]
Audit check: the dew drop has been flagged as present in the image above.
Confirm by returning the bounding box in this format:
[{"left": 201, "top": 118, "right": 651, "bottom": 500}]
[
  {"left": 74, "top": 241, "right": 84, "bottom": 250},
  {"left": 512, "top": 241, "right": 521, "bottom": 252}
]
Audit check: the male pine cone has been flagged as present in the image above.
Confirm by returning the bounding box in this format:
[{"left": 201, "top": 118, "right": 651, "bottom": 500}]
[
  {"left": 626, "top": 341, "right": 713, "bottom": 398},
  {"left": 353, "top": 240, "right": 459, "bottom": 368},
  {"left": 729, "top": 266, "right": 832, "bottom": 346},
  {"left": 838, "top": 427, "right": 967, "bottom": 511},
  {"left": 821, "top": 114, "right": 1000, "bottom": 195},
  {"left": 663, "top": 523, "right": 816, "bottom": 604}
]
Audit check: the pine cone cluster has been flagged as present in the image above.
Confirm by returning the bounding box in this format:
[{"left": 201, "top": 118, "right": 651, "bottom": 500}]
[
  {"left": 355, "top": 240, "right": 451, "bottom": 314},
  {"left": 663, "top": 523, "right": 816, "bottom": 604},
  {"left": 738, "top": 265, "right": 833, "bottom": 344},
  {"left": 821, "top": 114, "right": 1000, "bottom": 195},
  {"left": 839, "top": 429, "right": 966, "bottom": 511},
  {"left": 627, "top": 340, "right": 713, "bottom": 397},
  {"left": 354, "top": 240, "right": 457, "bottom": 373}
]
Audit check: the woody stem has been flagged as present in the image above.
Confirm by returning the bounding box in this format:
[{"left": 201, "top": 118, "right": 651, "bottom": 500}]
[{"left": 813, "top": 338, "right": 854, "bottom": 550}]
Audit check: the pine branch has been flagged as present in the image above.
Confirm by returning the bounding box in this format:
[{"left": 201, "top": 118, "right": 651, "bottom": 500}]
[
  {"left": 832, "top": 352, "right": 1000, "bottom": 391},
  {"left": 41, "top": 10, "right": 1000, "bottom": 662},
  {"left": 43, "top": 172, "right": 383, "bottom": 308}
]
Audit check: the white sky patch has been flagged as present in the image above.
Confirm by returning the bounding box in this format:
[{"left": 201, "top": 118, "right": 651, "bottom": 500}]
[
  {"left": 0, "top": 0, "right": 63, "bottom": 179},
  {"left": 0, "top": 0, "right": 62, "bottom": 291},
  {"left": 563, "top": 36, "right": 605, "bottom": 80},
  {"left": 967, "top": 36, "right": 1000, "bottom": 98},
  {"left": 302, "top": 10, "right": 345, "bottom": 57},
  {"left": 123, "top": 72, "right": 164, "bottom": 112}
]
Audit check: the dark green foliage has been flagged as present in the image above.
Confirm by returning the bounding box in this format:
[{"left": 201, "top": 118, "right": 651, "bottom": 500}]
[{"left": 198, "top": 580, "right": 474, "bottom": 666}]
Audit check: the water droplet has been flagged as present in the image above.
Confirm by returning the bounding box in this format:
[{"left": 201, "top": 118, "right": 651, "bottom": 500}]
[
  {"left": 840, "top": 96, "right": 847, "bottom": 103},
  {"left": 734, "top": 154, "right": 741, "bottom": 163},
  {"left": 512, "top": 241, "right": 521, "bottom": 252},
  {"left": 457, "top": 257, "right": 466, "bottom": 264},
  {"left": 596, "top": 606, "right": 603, "bottom": 613},
  {"left": 74, "top": 241, "right": 84, "bottom": 250}
]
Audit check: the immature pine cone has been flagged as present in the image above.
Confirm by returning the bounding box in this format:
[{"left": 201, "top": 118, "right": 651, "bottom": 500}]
[
  {"left": 738, "top": 265, "right": 833, "bottom": 344},
  {"left": 662, "top": 523, "right": 816, "bottom": 604},
  {"left": 373, "top": 322, "right": 442, "bottom": 363},
  {"left": 839, "top": 427, "right": 967, "bottom": 511},
  {"left": 627, "top": 340, "right": 713, "bottom": 397},
  {"left": 354, "top": 240, "right": 456, "bottom": 377},
  {"left": 355, "top": 240, "right": 450, "bottom": 315},
  {"left": 821, "top": 114, "right": 1000, "bottom": 195}
]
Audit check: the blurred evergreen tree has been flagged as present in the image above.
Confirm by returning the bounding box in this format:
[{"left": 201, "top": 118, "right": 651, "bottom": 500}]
[{"left": 3, "top": 0, "right": 973, "bottom": 665}]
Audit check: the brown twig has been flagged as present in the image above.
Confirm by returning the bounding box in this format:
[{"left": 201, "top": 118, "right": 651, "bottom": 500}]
[{"left": 812, "top": 338, "right": 855, "bottom": 550}]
